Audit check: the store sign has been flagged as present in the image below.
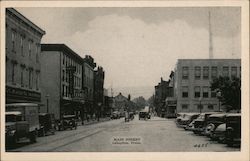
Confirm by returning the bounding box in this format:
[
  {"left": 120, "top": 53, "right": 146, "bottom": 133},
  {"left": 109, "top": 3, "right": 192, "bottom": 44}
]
[{"left": 6, "top": 86, "right": 41, "bottom": 101}]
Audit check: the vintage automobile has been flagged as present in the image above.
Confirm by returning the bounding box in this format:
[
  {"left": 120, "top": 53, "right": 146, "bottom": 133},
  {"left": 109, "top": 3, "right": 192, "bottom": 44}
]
[
  {"left": 210, "top": 123, "right": 226, "bottom": 143},
  {"left": 129, "top": 112, "right": 134, "bottom": 120},
  {"left": 177, "top": 113, "right": 200, "bottom": 128},
  {"left": 5, "top": 103, "right": 40, "bottom": 146},
  {"left": 38, "top": 113, "right": 56, "bottom": 136},
  {"left": 139, "top": 111, "right": 148, "bottom": 120},
  {"left": 192, "top": 112, "right": 220, "bottom": 134},
  {"left": 58, "top": 115, "right": 77, "bottom": 131},
  {"left": 111, "top": 111, "right": 120, "bottom": 119},
  {"left": 225, "top": 113, "right": 241, "bottom": 146},
  {"left": 175, "top": 113, "right": 187, "bottom": 125},
  {"left": 204, "top": 113, "right": 227, "bottom": 137}
]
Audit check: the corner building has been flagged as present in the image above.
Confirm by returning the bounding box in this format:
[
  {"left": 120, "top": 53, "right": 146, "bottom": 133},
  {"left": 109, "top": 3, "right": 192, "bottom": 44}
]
[
  {"left": 5, "top": 8, "right": 45, "bottom": 104},
  {"left": 174, "top": 59, "right": 241, "bottom": 113}
]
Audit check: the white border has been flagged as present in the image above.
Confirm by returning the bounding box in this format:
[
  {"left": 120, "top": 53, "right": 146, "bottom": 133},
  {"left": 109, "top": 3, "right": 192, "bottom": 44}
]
[{"left": 0, "top": 1, "right": 249, "bottom": 161}]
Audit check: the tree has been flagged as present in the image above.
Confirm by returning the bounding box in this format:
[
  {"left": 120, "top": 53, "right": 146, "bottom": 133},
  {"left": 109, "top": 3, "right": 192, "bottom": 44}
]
[{"left": 210, "top": 76, "right": 241, "bottom": 111}]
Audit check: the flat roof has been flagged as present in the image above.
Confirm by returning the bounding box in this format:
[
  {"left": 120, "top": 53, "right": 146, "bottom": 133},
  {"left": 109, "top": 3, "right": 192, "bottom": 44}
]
[
  {"left": 41, "top": 44, "right": 83, "bottom": 61},
  {"left": 7, "top": 8, "right": 45, "bottom": 35}
]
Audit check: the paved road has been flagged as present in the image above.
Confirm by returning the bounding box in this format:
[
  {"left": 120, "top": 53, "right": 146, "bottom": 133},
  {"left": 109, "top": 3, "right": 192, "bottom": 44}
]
[{"left": 8, "top": 116, "right": 240, "bottom": 152}]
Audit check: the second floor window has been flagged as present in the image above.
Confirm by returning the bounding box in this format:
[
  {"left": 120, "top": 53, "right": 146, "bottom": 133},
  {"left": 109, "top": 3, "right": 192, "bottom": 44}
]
[
  {"left": 194, "top": 86, "right": 200, "bottom": 98},
  {"left": 182, "top": 66, "right": 189, "bottom": 79},
  {"left": 203, "top": 86, "right": 209, "bottom": 98},
  {"left": 182, "top": 86, "right": 188, "bottom": 98},
  {"left": 20, "top": 36, "right": 24, "bottom": 56}
]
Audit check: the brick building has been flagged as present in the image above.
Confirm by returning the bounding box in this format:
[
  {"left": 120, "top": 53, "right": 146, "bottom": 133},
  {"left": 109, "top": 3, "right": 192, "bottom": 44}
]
[{"left": 5, "top": 8, "right": 45, "bottom": 104}]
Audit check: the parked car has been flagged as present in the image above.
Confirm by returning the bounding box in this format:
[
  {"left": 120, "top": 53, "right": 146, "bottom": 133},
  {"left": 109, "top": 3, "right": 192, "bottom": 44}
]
[
  {"left": 177, "top": 113, "right": 200, "bottom": 128},
  {"left": 225, "top": 113, "right": 241, "bottom": 146},
  {"left": 111, "top": 111, "right": 120, "bottom": 119},
  {"left": 58, "top": 115, "right": 77, "bottom": 131},
  {"left": 192, "top": 112, "right": 220, "bottom": 134},
  {"left": 204, "top": 113, "right": 227, "bottom": 137},
  {"left": 175, "top": 113, "right": 187, "bottom": 125},
  {"left": 5, "top": 103, "right": 40, "bottom": 147},
  {"left": 210, "top": 123, "right": 226, "bottom": 143},
  {"left": 38, "top": 113, "right": 56, "bottom": 136}
]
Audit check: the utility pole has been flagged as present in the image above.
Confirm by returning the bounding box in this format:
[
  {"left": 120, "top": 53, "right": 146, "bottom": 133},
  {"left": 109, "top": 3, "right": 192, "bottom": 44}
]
[{"left": 208, "top": 10, "right": 213, "bottom": 59}]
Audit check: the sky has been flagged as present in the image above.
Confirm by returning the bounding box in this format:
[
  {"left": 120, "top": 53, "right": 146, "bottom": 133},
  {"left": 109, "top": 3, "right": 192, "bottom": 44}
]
[{"left": 16, "top": 7, "right": 241, "bottom": 99}]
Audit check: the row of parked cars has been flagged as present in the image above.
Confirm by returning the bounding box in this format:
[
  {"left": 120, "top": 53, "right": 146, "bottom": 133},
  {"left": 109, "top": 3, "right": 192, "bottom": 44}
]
[{"left": 176, "top": 112, "right": 241, "bottom": 147}]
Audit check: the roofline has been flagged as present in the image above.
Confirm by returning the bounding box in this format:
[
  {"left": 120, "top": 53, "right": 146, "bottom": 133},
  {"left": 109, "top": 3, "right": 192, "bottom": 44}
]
[
  {"left": 7, "top": 8, "right": 46, "bottom": 35},
  {"left": 177, "top": 59, "right": 241, "bottom": 61},
  {"left": 41, "top": 44, "right": 83, "bottom": 61}
]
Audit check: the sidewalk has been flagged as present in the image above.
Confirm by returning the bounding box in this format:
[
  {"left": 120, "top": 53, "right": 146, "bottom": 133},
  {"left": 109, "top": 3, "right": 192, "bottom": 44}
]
[{"left": 77, "top": 117, "right": 111, "bottom": 126}]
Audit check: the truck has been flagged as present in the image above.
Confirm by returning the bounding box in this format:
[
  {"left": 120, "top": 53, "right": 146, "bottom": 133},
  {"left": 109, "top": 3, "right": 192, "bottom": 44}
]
[{"left": 5, "top": 103, "right": 40, "bottom": 146}]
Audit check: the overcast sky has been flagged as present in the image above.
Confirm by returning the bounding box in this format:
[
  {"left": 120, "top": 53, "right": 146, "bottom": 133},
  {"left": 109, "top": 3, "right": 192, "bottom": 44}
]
[{"left": 16, "top": 7, "right": 241, "bottom": 99}]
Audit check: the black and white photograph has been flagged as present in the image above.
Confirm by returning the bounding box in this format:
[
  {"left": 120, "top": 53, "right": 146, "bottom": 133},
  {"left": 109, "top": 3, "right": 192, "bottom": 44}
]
[{"left": 1, "top": 1, "right": 249, "bottom": 161}]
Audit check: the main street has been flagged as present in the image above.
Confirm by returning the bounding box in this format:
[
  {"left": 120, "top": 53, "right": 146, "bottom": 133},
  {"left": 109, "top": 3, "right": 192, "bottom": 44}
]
[{"left": 8, "top": 116, "right": 239, "bottom": 152}]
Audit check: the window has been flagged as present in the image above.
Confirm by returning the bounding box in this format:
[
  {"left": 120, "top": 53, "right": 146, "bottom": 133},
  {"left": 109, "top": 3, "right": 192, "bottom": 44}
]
[
  {"left": 62, "top": 85, "right": 65, "bottom": 96},
  {"left": 203, "top": 66, "right": 209, "bottom": 79},
  {"left": 20, "top": 35, "right": 24, "bottom": 56},
  {"left": 182, "top": 86, "right": 188, "bottom": 98},
  {"left": 11, "top": 30, "right": 16, "bottom": 52},
  {"left": 182, "top": 104, "right": 188, "bottom": 110},
  {"left": 194, "top": 66, "right": 201, "bottom": 79},
  {"left": 35, "top": 44, "right": 39, "bottom": 63},
  {"left": 63, "top": 54, "right": 65, "bottom": 64},
  {"left": 211, "top": 90, "right": 217, "bottom": 98},
  {"left": 182, "top": 66, "right": 189, "bottom": 79},
  {"left": 21, "top": 67, "right": 24, "bottom": 87},
  {"left": 231, "top": 66, "right": 237, "bottom": 78},
  {"left": 62, "top": 70, "right": 65, "bottom": 81},
  {"left": 239, "top": 66, "right": 241, "bottom": 78},
  {"left": 208, "top": 104, "right": 214, "bottom": 110},
  {"left": 28, "top": 40, "right": 32, "bottom": 59},
  {"left": 194, "top": 86, "right": 200, "bottom": 98},
  {"left": 35, "top": 71, "right": 40, "bottom": 90},
  {"left": 203, "top": 86, "right": 209, "bottom": 98},
  {"left": 211, "top": 66, "right": 217, "bottom": 79},
  {"left": 11, "top": 62, "right": 16, "bottom": 84},
  {"left": 222, "top": 66, "right": 229, "bottom": 77},
  {"left": 28, "top": 69, "right": 33, "bottom": 89}
]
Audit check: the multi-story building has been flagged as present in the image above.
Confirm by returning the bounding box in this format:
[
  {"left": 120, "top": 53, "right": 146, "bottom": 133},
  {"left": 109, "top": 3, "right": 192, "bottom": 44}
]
[
  {"left": 174, "top": 59, "right": 241, "bottom": 113},
  {"left": 82, "top": 55, "right": 96, "bottom": 117},
  {"left": 94, "top": 66, "right": 105, "bottom": 117},
  {"left": 40, "top": 44, "right": 84, "bottom": 120},
  {"left": 154, "top": 77, "right": 173, "bottom": 117},
  {"left": 5, "top": 8, "right": 45, "bottom": 104}
]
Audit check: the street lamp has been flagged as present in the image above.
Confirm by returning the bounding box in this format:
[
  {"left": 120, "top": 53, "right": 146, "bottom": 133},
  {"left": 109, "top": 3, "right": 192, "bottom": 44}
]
[
  {"left": 199, "top": 97, "right": 202, "bottom": 113},
  {"left": 216, "top": 91, "right": 222, "bottom": 112},
  {"left": 45, "top": 94, "right": 50, "bottom": 113}
]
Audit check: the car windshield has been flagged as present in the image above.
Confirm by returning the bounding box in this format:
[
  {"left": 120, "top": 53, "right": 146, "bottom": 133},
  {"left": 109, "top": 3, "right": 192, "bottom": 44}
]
[
  {"left": 197, "top": 114, "right": 205, "bottom": 119},
  {"left": 6, "top": 114, "right": 22, "bottom": 122}
]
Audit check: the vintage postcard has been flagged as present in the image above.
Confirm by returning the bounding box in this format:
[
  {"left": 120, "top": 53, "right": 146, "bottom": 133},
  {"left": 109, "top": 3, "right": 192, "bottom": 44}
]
[{"left": 0, "top": 1, "right": 249, "bottom": 161}]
